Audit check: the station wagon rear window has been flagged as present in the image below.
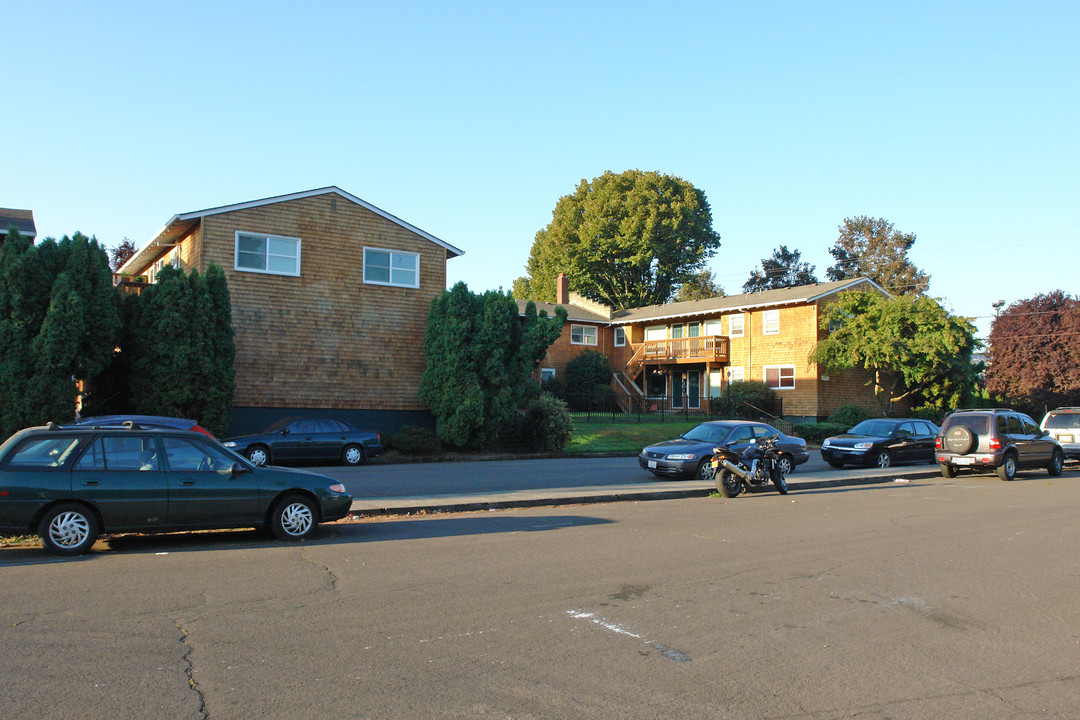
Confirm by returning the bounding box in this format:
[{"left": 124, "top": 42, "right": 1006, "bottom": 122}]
[{"left": 3, "top": 437, "right": 84, "bottom": 468}]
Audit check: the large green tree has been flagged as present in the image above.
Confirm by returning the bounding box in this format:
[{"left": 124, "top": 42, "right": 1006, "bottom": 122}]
[
  {"left": 984, "top": 291, "right": 1080, "bottom": 413},
  {"left": 0, "top": 228, "right": 120, "bottom": 437},
  {"left": 674, "top": 268, "right": 725, "bottom": 302},
  {"left": 512, "top": 170, "right": 721, "bottom": 309},
  {"left": 118, "top": 264, "right": 235, "bottom": 435},
  {"left": 826, "top": 216, "right": 930, "bottom": 295},
  {"left": 420, "top": 283, "right": 566, "bottom": 450},
  {"left": 809, "top": 291, "right": 978, "bottom": 413},
  {"left": 743, "top": 245, "right": 818, "bottom": 293}
]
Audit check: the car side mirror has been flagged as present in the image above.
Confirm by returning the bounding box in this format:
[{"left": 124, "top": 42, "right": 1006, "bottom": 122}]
[
  {"left": 281, "top": 428, "right": 290, "bottom": 436},
  {"left": 231, "top": 462, "right": 249, "bottom": 475}
]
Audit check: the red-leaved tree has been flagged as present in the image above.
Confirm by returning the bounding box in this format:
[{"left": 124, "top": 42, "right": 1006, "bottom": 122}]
[{"left": 985, "top": 291, "right": 1080, "bottom": 416}]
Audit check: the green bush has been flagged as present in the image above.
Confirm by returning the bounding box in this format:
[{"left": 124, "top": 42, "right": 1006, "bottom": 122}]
[
  {"left": 792, "top": 422, "right": 849, "bottom": 444},
  {"left": 391, "top": 425, "right": 442, "bottom": 455},
  {"left": 725, "top": 380, "right": 777, "bottom": 416},
  {"left": 827, "top": 404, "right": 870, "bottom": 427},
  {"left": 525, "top": 393, "right": 574, "bottom": 451},
  {"left": 565, "top": 350, "right": 612, "bottom": 397}
]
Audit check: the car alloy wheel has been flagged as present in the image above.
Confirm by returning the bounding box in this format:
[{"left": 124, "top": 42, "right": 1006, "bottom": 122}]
[{"left": 271, "top": 494, "right": 317, "bottom": 540}]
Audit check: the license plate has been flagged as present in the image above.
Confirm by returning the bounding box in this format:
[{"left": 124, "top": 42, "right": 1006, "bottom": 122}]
[
  {"left": 710, "top": 459, "right": 719, "bottom": 468},
  {"left": 954, "top": 457, "right": 974, "bottom": 465},
  {"left": 648, "top": 460, "right": 657, "bottom": 469},
  {"left": 1061, "top": 434, "right": 1074, "bottom": 443}
]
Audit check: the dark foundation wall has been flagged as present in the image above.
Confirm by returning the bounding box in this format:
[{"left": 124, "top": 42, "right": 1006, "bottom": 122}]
[{"left": 227, "top": 406, "right": 435, "bottom": 439}]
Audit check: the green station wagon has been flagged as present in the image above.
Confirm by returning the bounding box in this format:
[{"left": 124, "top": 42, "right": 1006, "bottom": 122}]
[{"left": 0, "top": 422, "right": 353, "bottom": 555}]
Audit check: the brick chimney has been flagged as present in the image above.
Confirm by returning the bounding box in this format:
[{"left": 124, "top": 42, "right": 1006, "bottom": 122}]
[{"left": 556, "top": 273, "right": 569, "bottom": 304}]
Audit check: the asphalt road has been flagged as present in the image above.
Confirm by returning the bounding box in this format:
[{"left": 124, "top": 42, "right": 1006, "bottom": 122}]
[
  {"left": 317, "top": 452, "right": 901, "bottom": 501},
  {"left": 3, "top": 468, "right": 1080, "bottom": 719}
]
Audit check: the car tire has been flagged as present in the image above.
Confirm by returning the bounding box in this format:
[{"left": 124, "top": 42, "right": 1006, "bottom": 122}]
[
  {"left": 944, "top": 426, "right": 975, "bottom": 455},
  {"left": 940, "top": 463, "right": 957, "bottom": 478},
  {"left": 996, "top": 453, "right": 1017, "bottom": 481},
  {"left": 247, "top": 445, "right": 269, "bottom": 466},
  {"left": 776, "top": 454, "right": 795, "bottom": 475},
  {"left": 874, "top": 450, "right": 892, "bottom": 469},
  {"left": 696, "top": 457, "right": 716, "bottom": 481},
  {"left": 270, "top": 494, "right": 318, "bottom": 541},
  {"left": 1048, "top": 449, "right": 1064, "bottom": 477},
  {"left": 38, "top": 503, "right": 100, "bottom": 556},
  {"left": 342, "top": 444, "right": 366, "bottom": 466}
]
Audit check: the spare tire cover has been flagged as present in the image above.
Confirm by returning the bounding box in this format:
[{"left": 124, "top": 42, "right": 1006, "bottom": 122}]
[{"left": 945, "top": 425, "right": 975, "bottom": 454}]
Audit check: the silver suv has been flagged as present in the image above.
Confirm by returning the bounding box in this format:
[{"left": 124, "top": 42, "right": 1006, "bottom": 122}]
[
  {"left": 936, "top": 409, "right": 1064, "bottom": 481},
  {"left": 1042, "top": 407, "right": 1080, "bottom": 462}
]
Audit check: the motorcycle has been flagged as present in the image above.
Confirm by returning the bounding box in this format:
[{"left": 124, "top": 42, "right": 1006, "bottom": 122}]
[{"left": 710, "top": 435, "right": 788, "bottom": 498}]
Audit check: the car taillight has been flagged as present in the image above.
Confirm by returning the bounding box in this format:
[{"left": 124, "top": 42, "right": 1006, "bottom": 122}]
[
  {"left": 191, "top": 424, "right": 216, "bottom": 439},
  {"left": 989, "top": 438, "right": 1001, "bottom": 451}
]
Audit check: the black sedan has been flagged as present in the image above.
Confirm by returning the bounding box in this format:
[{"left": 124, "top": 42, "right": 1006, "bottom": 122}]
[
  {"left": 639, "top": 420, "right": 809, "bottom": 480},
  {"left": 820, "top": 418, "right": 940, "bottom": 469},
  {"left": 223, "top": 418, "right": 383, "bottom": 467}
]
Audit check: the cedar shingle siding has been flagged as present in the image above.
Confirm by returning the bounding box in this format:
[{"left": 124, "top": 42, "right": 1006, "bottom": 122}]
[{"left": 120, "top": 189, "right": 460, "bottom": 435}]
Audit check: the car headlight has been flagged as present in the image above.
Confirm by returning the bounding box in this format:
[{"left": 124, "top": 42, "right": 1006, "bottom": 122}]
[
  {"left": 223, "top": 441, "right": 237, "bottom": 447},
  {"left": 822, "top": 439, "right": 831, "bottom": 447},
  {"left": 328, "top": 483, "right": 347, "bottom": 494},
  {"left": 854, "top": 442, "right": 872, "bottom": 450},
  {"left": 666, "top": 453, "right": 695, "bottom": 460}
]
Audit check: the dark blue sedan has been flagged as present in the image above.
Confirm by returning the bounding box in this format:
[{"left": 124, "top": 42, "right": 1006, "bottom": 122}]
[
  {"left": 820, "top": 418, "right": 940, "bottom": 469},
  {"left": 224, "top": 417, "right": 382, "bottom": 467}
]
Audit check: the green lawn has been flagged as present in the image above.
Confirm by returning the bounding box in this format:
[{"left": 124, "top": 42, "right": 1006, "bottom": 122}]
[{"left": 565, "top": 420, "right": 700, "bottom": 454}]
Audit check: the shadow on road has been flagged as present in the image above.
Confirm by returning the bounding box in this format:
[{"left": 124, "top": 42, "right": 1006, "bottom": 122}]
[{"left": 0, "top": 514, "right": 614, "bottom": 563}]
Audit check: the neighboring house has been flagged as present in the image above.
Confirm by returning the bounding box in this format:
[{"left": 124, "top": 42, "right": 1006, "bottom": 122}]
[
  {"left": 521, "top": 274, "right": 893, "bottom": 422},
  {"left": 116, "top": 187, "right": 463, "bottom": 435},
  {"left": 0, "top": 208, "right": 37, "bottom": 240}
]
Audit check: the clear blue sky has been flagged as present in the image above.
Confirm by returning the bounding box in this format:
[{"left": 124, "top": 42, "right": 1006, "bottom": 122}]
[{"left": 5, "top": 1, "right": 1077, "bottom": 338}]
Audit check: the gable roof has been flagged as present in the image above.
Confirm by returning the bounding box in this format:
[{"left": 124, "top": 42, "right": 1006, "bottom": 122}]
[
  {"left": 515, "top": 299, "right": 612, "bottom": 324},
  {"left": 515, "top": 278, "right": 889, "bottom": 326},
  {"left": 613, "top": 278, "right": 890, "bottom": 324},
  {"left": 0, "top": 208, "right": 37, "bottom": 239},
  {"left": 118, "top": 186, "right": 463, "bottom": 274}
]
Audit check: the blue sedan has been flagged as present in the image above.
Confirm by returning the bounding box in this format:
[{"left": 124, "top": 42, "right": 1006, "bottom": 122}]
[{"left": 224, "top": 417, "right": 382, "bottom": 467}]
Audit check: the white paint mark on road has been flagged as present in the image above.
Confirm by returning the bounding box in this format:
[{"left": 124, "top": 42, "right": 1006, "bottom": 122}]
[{"left": 565, "top": 609, "right": 692, "bottom": 662}]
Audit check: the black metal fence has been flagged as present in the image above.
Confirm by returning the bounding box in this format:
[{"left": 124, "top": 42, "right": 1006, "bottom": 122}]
[{"left": 551, "top": 391, "right": 785, "bottom": 427}]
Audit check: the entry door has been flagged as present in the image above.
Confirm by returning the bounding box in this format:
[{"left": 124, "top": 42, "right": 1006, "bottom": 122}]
[
  {"left": 671, "top": 373, "right": 683, "bottom": 409},
  {"left": 687, "top": 371, "right": 701, "bottom": 409}
]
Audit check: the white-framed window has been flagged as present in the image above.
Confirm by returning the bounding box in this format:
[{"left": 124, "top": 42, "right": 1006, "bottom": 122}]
[
  {"left": 764, "top": 365, "right": 795, "bottom": 389},
  {"left": 363, "top": 247, "right": 419, "bottom": 288},
  {"left": 540, "top": 368, "right": 556, "bottom": 383},
  {"left": 729, "top": 313, "right": 745, "bottom": 337},
  {"left": 614, "top": 327, "right": 626, "bottom": 347},
  {"left": 571, "top": 324, "right": 597, "bottom": 345},
  {"left": 704, "top": 320, "right": 722, "bottom": 337},
  {"left": 727, "top": 366, "right": 745, "bottom": 384},
  {"left": 763, "top": 310, "right": 779, "bottom": 335},
  {"left": 235, "top": 232, "right": 301, "bottom": 277}
]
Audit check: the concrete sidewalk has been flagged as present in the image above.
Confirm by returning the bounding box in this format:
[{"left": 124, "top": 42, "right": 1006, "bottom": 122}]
[{"left": 348, "top": 465, "right": 943, "bottom": 517}]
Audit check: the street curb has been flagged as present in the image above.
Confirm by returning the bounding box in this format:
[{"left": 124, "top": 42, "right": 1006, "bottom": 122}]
[{"left": 348, "top": 468, "right": 943, "bottom": 518}]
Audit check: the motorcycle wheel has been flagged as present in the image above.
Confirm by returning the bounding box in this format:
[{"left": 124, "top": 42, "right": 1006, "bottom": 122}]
[
  {"left": 716, "top": 469, "right": 745, "bottom": 498},
  {"left": 771, "top": 465, "right": 788, "bottom": 495}
]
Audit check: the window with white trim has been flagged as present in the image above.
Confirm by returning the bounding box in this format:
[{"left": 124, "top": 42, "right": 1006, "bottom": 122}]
[
  {"left": 614, "top": 327, "right": 626, "bottom": 347},
  {"left": 236, "top": 232, "right": 301, "bottom": 276},
  {"left": 540, "top": 368, "right": 556, "bottom": 383},
  {"left": 764, "top": 365, "right": 795, "bottom": 389},
  {"left": 704, "top": 320, "right": 722, "bottom": 336},
  {"left": 729, "top": 313, "right": 745, "bottom": 337},
  {"left": 762, "top": 310, "right": 779, "bottom": 335},
  {"left": 571, "top": 324, "right": 597, "bottom": 345},
  {"left": 363, "top": 247, "right": 419, "bottom": 288},
  {"left": 726, "top": 366, "right": 745, "bottom": 384}
]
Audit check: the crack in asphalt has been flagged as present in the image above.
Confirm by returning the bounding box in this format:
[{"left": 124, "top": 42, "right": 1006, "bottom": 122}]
[
  {"left": 299, "top": 547, "right": 338, "bottom": 590},
  {"left": 174, "top": 621, "right": 209, "bottom": 719}
]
